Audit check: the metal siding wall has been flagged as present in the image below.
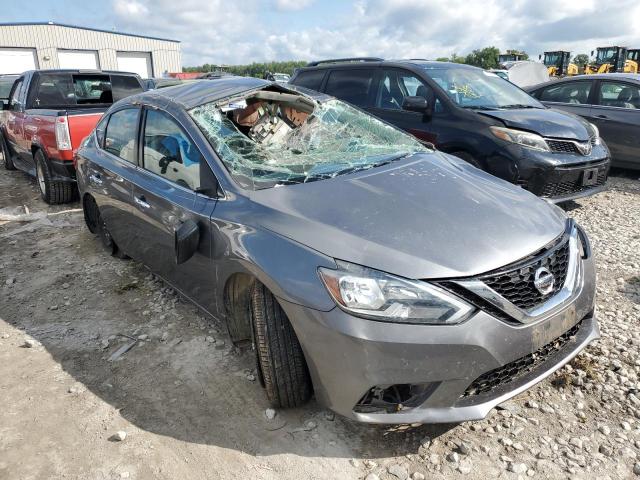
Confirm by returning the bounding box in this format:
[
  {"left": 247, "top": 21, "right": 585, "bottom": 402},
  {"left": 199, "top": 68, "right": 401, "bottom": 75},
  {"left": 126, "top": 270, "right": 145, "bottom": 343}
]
[{"left": 0, "top": 24, "right": 182, "bottom": 75}]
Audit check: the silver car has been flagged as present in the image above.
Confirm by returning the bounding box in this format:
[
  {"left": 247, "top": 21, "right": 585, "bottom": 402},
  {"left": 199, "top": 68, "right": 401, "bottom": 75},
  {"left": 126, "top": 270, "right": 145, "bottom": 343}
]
[{"left": 75, "top": 78, "right": 598, "bottom": 424}]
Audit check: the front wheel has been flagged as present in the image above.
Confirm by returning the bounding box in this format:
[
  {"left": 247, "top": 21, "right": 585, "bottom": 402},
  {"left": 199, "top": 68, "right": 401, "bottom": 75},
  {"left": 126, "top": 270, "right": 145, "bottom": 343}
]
[
  {"left": 251, "top": 282, "right": 312, "bottom": 408},
  {"left": 34, "top": 149, "right": 75, "bottom": 204},
  {"left": 1, "top": 134, "right": 15, "bottom": 170}
]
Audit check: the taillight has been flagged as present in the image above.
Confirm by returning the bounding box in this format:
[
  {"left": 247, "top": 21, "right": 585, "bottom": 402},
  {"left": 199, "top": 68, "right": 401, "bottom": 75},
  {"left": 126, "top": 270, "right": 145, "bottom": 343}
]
[{"left": 55, "top": 116, "right": 72, "bottom": 151}]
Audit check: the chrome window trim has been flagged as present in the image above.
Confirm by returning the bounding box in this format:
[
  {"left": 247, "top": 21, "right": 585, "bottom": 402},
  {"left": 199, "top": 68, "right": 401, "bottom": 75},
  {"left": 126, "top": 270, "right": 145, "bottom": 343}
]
[{"left": 453, "top": 225, "right": 583, "bottom": 324}]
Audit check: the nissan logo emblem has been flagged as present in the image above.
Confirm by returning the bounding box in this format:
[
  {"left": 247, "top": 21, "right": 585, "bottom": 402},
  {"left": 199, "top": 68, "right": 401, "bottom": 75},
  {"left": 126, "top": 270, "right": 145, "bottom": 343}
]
[{"left": 534, "top": 267, "right": 555, "bottom": 295}]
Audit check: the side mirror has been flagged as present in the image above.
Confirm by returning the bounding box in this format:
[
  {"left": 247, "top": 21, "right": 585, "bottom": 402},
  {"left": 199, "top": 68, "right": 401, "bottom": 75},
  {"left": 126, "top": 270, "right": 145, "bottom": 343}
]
[
  {"left": 402, "top": 95, "right": 429, "bottom": 113},
  {"left": 174, "top": 219, "right": 199, "bottom": 264},
  {"left": 538, "top": 54, "right": 542, "bottom": 60},
  {"left": 590, "top": 50, "right": 594, "bottom": 57}
]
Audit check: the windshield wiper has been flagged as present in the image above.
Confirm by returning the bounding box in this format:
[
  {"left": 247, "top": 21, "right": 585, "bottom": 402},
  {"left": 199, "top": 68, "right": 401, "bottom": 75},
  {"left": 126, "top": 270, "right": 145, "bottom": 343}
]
[{"left": 499, "top": 104, "right": 540, "bottom": 109}]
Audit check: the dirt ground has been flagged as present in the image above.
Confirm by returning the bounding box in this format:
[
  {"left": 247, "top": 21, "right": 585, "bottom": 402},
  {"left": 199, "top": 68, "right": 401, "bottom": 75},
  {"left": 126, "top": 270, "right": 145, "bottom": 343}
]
[{"left": 1, "top": 160, "right": 639, "bottom": 480}]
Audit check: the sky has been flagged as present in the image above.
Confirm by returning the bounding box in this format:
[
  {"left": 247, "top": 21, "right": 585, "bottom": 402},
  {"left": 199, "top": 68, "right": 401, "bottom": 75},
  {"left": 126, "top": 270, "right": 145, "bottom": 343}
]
[{"left": 3, "top": 0, "right": 640, "bottom": 67}]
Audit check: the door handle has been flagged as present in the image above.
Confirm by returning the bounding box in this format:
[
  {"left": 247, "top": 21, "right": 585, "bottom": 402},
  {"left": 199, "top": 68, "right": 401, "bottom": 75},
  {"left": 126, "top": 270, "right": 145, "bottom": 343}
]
[
  {"left": 89, "top": 173, "right": 103, "bottom": 185},
  {"left": 595, "top": 114, "right": 608, "bottom": 119},
  {"left": 134, "top": 195, "right": 151, "bottom": 209}
]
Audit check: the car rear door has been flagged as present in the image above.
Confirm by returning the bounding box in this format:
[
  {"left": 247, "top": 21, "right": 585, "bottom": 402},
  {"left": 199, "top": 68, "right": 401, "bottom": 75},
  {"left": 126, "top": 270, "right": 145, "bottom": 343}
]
[
  {"left": 129, "top": 106, "right": 218, "bottom": 313},
  {"left": 591, "top": 79, "right": 640, "bottom": 168},
  {"left": 90, "top": 106, "right": 140, "bottom": 253},
  {"left": 534, "top": 79, "right": 595, "bottom": 119},
  {"left": 4, "top": 76, "right": 28, "bottom": 167}
]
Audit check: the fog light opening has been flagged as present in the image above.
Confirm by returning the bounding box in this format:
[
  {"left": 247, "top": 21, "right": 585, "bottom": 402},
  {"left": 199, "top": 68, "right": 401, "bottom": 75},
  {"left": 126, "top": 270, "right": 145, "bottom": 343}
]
[{"left": 353, "top": 383, "right": 438, "bottom": 414}]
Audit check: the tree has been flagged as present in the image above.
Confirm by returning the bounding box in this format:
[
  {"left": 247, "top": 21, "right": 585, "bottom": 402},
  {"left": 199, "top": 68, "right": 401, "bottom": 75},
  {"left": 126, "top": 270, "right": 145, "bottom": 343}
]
[
  {"left": 505, "top": 49, "right": 529, "bottom": 60},
  {"left": 573, "top": 54, "right": 589, "bottom": 68},
  {"left": 183, "top": 60, "right": 308, "bottom": 78},
  {"left": 464, "top": 47, "right": 500, "bottom": 69}
]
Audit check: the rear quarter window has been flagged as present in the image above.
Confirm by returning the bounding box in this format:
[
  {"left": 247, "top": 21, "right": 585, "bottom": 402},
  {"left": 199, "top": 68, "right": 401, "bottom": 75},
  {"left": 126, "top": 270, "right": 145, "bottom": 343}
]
[
  {"left": 324, "top": 69, "right": 375, "bottom": 107},
  {"left": 291, "top": 70, "right": 326, "bottom": 91},
  {"left": 111, "top": 75, "right": 144, "bottom": 101}
]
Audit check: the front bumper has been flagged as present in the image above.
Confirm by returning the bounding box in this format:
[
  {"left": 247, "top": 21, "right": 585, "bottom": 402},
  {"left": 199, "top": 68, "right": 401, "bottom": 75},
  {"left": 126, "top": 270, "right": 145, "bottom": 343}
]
[
  {"left": 281, "top": 253, "right": 597, "bottom": 424},
  {"left": 486, "top": 143, "right": 610, "bottom": 203}
]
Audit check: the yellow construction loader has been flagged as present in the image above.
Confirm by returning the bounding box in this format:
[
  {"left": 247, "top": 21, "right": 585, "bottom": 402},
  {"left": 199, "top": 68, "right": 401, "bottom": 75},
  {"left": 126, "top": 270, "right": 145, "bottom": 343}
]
[
  {"left": 585, "top": 46, "right": 628, "bottom": 74},
  {"left": 626, "top": 49, "right": 639, "bottom": 73},
  {"left": 540, "top": 51, "right": 578, "bottom": 76}
]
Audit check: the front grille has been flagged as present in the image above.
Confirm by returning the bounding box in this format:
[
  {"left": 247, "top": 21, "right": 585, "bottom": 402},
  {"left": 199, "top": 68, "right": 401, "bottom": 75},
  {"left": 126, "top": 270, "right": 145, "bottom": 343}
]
[
  {"left": 542, "top": 168, "right": 607, "bottom": 198},
  {"left": 461, "top": 319, "right": 583, "bottom": 397},
  {"left": 547, "top": 140, "right": 580, "bottom": 154},
  {"left": 479, "top": 236, "right": 570, "bottom": 311}
]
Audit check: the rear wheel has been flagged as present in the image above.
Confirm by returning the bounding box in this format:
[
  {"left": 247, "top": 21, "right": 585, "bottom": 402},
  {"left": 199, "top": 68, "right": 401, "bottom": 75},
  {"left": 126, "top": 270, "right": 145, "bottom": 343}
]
[
  {"left": 34, "top": 149, "right": 75, "bottom": 204},
  {"left": 251, "top": 282, "right": 312, "bottom": 408},
  {"left": 83, "top": 194, "right": 128, "bottom": 259},
  {"left": 1, "top": 134, "right": 15, "bottom": 170}
]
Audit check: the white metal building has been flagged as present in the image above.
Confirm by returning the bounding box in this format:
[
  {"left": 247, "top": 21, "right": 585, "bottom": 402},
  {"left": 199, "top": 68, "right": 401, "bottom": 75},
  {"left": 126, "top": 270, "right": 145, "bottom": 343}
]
[{"left": 0, "top": 22, "right": 181, "bottom": 78}]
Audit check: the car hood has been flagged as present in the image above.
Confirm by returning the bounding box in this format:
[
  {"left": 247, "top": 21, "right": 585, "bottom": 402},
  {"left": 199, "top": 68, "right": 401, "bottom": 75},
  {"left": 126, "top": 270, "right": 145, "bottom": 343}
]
[
  {"left": 479, "top": 107, "right": 591, "bottom": 141},
  {"left": 249, "top": 152, "right": 567, "bottom": 280}
]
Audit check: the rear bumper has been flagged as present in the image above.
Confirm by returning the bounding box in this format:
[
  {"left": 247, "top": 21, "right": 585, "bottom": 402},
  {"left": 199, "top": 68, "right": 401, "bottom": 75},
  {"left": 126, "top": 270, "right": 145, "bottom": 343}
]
[
  {"left": 280, "top": 253, "right": 597, "bottom": 424},
  {"left": 49, "top": 158, "right": 77, "bottom": 183}
]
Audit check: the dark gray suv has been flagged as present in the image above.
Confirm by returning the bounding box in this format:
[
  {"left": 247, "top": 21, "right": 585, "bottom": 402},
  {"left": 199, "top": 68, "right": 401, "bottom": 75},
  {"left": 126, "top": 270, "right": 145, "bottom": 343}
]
[{"left": 76, "top": 77, "right": 598, "bottom": 424}]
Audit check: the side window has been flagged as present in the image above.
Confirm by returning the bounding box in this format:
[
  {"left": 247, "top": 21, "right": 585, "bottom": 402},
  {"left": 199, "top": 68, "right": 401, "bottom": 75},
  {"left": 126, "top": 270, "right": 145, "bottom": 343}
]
[
  {"left": 598, "top": 81, "right": 640, "bottom": 109},
  {"left": 376, "top": 70, "right": 442, "bottom": 112},
  {"left": 324, "top": 69, "right": 375, "bottom": 107},
  {"left": 539, "top": 82, "right": 592, "bottom": 104},
  {"left": 95, "top": 114, "right": 108, "bottom": 147},
  {"left": 292, "top": 70, "right": 325, "bottom": 91},
  {"left": 142, "top": 110, "right": 202, "bottom": 190},
  {"left": 111, "top": 75, "right": 144, "bottom": 102},
  {"left": 104, "top": 108, "right": 140, "bottom": 163},
  {"left": 9, "top": 79, "right": 23, "bottom": 111}
]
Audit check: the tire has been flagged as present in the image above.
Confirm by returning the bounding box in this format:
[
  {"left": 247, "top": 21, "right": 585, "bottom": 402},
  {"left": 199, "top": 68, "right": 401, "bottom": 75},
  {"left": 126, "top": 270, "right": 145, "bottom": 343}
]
[
  {"left": 85, "top": 194, "right": 129, "bottom": 259},
  {"left": 450, "top": 151, "right": 482, "bottom": 169},
  {"left": 251, "top": 282, "right": 312, "bottom": 408},
  {"left": 224, "top": 275, "right": 254, "bottom": 343},
  {"left": 34, "top": 149, "right": 75, "bottom": 204},
  {"left": 1, "top": 134, "right": 16, "bottom": 170}
]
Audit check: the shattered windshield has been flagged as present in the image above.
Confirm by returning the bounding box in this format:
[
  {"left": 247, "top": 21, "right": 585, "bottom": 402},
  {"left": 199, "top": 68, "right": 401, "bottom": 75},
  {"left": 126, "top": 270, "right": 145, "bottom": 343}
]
[
  {"left": 422, "top": 66, "right": 543, "bottom": 110},
  {"left": 190, "top": 92, "right": 427, "bottom": 190}
]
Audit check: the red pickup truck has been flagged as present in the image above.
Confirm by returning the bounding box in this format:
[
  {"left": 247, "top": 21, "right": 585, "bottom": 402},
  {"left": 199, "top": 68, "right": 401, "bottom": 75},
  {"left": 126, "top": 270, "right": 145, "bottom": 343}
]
[{"left": 0, "top": 70, "right": 144, "bottom": 204}]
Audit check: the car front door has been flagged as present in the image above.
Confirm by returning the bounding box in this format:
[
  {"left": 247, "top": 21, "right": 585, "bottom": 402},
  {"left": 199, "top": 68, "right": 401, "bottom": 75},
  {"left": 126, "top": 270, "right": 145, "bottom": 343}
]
[
  {"left": 129, "top": 107, "right": 218, "bottom": 313},
  {"left": 367, "top": 68, "right": 444, "bottom": 145},
  {"left": 535, "top": 80, "right": 595, "bottom": 119},
  {"left": 591, "top": 80, "right": 640, "bottom": 168}
]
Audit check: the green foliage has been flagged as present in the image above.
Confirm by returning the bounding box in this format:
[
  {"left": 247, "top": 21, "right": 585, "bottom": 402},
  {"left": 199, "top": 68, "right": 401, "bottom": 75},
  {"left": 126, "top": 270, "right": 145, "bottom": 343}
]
[
  {"left": 183, "top": 61, "right": 308, "bottom": 78},
  {"left": 464, "top": 47, "right": 500, "bottom": 69},
  {"left": 505, "top": 49, "right": 529, "bottom": 60},
  {"left": 573, "top": 54, "right": 590, "bottom": 67}
]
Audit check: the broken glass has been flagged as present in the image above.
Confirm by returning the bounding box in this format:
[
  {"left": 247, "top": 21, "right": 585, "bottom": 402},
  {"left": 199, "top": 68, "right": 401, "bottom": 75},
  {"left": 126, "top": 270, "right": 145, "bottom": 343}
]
[{"left": 190, "top": 97, "right": 428, "bottom": 190}]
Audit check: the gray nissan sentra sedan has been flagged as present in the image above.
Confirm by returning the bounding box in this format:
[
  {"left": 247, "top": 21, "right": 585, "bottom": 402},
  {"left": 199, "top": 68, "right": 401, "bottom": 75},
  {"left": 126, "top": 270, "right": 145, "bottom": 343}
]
[{"left": 75, "top": 77, "right": 599, "bottom": 424}]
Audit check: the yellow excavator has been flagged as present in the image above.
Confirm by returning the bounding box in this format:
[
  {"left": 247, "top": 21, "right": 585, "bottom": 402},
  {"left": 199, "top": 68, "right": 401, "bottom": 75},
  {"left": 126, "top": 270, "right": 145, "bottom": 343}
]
[
  {"left": 585, "top": 46, "right": 628, "bottom": 74},
  {"left": 540, "top": 51, "right": 578, "bottom": 76},
  {"left": 626, "top": 49, "right": 639, "bottom": 73}
]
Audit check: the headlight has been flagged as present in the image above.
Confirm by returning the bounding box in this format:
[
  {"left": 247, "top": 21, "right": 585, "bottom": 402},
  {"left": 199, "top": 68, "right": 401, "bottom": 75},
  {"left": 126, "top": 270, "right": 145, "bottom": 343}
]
[
  {"left": 318, "top": 261, "right": 474, "bottom": 324},
  {"left": 490, "top": 126, "right": 550, "bottom": 152},
  {"left": 588, "top": 122, "right": 601, "bottom": 145}
]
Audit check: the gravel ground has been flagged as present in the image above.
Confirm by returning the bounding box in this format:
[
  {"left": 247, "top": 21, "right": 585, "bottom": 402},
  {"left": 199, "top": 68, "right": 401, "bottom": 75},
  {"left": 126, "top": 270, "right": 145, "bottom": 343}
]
[{"left": 0, "top": 161, "right": 639, "bottom": 480}]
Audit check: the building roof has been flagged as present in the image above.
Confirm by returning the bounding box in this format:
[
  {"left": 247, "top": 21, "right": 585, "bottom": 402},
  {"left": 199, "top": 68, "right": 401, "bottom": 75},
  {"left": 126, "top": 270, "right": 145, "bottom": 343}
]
[{"left": 0, "top": 22, "right": 180, "bottom": 43}]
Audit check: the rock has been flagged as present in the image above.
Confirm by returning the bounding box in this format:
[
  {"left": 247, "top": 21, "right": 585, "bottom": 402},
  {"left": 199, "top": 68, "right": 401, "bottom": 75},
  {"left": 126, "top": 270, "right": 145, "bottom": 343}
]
[
  {"left": 622, "top": 421, "right": 632, "bottom": 431},
  {"left": 420, "top": 436, "right": 431, "bottom": 449},
  {"left": 412, "top": 472, "right": 425, "bottom": 480},
  {"left": 446, "top": 452, "right": 459, "bottom": 463},
  {"left": 599, "top": 444, "right": 613, "bottom": 456},
  {"left": 50, "top": 305, "right": 58, "bottom": 310},
  {"left": 265, "top": 408, "right": 276, "bottom": 420},
  {"left": 161, "top": 332, "right": 169, "bottom": 342},
  {"left": 569, "top": 437, "right": 583, "bottom": 449},
  {"left": 387, "top": 464, "right": 408, "bottom": 480},
  {"left": 205, "top": 336, "right": 215, "bottom": 343},
  {"left": 120, "top": 473, "right": 130, "bottom": 479},
  {"left": 458, "top": 441, "right": 472, "bottom": 455},
  {"left": 62, "top": 282, "right": 70, "bottom": 289},
  {"left": 349, "top": 459, "right": 360, "bottom": 468},
  {"left": 5, "top": 277, "right": 15, "bottom": 285},
  {"left": 246, "top": 373, "right": 256, "bottom": 381},
  {"left": 304, "top": 420, "right": 317, "bottom": 430},
  {"left": 507, "top": 462, "right": 527, "bottom": 474},
  {"left": 634, "top": 463, "right": 640, "bottom": 475},
  {"left": 324, "top": 411, "right": 335, "bottom": 421},
  {"left": 428, "top": 454, "right": 440, "bottom": 465},
  {"left": 137, "top": 334, "right": 148, "bottom": 341},
  {"left": 365, "top": 474, "right": 380, "bottom": 480},
  {"left": 109, "top": 431, "right": 127, "bottom": 442},
  {"left": 457, "top": 459, "right": 472, "bottom": 475}
]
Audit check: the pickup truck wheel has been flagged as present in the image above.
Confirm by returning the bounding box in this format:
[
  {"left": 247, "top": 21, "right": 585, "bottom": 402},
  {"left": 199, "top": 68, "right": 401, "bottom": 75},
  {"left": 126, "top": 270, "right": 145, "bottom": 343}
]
[
  {"left": 251, "top": 282, "right": 312, "bottom": 408},
  {"left": 1, "top": 134, "right": 16, "bottom": 170},
  {"left": 34, "top": 150, "right": 75, "bottom": 204}
]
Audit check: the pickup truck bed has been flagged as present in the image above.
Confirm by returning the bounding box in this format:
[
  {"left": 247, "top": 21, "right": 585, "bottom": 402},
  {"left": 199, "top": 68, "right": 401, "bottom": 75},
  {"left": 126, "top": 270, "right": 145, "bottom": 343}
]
[{"left": 1, "top": 69, "right": 143, "bottom": 204}]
